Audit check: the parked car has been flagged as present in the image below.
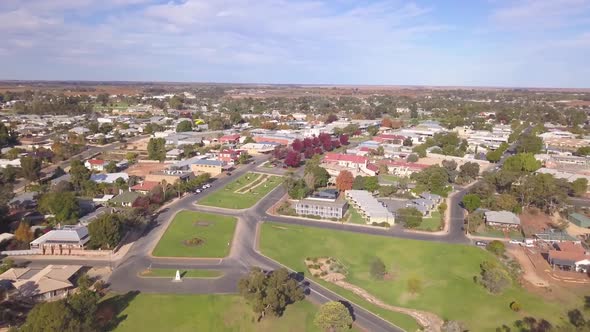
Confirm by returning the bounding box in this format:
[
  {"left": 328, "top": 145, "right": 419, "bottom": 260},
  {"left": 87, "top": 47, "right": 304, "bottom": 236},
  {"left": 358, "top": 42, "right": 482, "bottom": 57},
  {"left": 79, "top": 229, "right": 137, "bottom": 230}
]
[
  {"left": 194, "top": 189, "right": 202, "bottom": 194},
  {"left": 509, "top": 239, "right": 524, "bottom": 245},
  {"left": 226, "top": 172, "right": 232, "bottom": 176},
  {"left": 204, "top": 184, "right": 211, "bottom": 189},
  {"left": 475, "top": 241, "right": 487, "bottom": 247}
]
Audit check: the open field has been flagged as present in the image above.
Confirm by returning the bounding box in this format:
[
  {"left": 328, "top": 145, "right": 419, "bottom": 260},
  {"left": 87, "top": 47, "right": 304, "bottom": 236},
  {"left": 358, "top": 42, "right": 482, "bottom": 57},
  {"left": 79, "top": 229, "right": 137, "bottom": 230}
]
[
  {"left": 260, "top": 223, "right": 573, "bottom": 331},
  {"left": 152, "top": 211, "right": 236, "bottom": 258},
  {"left": 109, "top": 294, "right": 331, "bottom": 332},
  {"left": 125, "top": 161, "right": 168, "bottom": 177},
  {"left": 198, "top": 172, "right": 283, "bottom": 209},
  {"left": 416, "top": 211, "right": 442, "bottom": 231},
  {"left": 139, "top": 268, "right": 223, "bottom": 279}
]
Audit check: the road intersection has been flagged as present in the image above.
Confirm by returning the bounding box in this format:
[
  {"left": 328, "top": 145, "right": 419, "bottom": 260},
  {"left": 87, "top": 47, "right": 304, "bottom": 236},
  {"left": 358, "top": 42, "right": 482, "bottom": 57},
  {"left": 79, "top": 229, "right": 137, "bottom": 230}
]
[{"left": 19, "top": 155, "right": 474, "bottom": 332}]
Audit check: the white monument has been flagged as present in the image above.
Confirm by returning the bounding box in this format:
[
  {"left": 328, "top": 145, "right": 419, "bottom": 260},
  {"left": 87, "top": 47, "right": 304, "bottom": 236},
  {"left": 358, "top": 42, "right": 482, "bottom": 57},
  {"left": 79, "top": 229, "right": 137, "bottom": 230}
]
[{"left": 174, "top": 270, "right": 182, "bottom": 282}]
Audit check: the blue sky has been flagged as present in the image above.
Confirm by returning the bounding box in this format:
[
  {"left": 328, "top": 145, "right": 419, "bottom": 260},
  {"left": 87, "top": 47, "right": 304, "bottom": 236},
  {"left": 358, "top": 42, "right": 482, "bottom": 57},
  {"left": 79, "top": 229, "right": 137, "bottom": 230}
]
[{"left": 0, "top": 0, "right": 589, "bottom": 87}]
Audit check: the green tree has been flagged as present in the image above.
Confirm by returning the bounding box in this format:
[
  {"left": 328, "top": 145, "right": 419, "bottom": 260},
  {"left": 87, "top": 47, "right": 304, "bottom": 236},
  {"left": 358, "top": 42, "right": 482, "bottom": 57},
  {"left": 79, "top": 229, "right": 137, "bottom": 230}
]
[
  {"left": 352, "top": 175, "right": 365, "bottom": 190},
  {"left": 21, "top": 300, "right": 83, "bottom": 332},
  {"left": 462, "top": 194, "right": 481, "bottom": 212},
  {"left": 486, "top": 240, "right": 506, "bottom": 256},
  {"left": 104, "top": 161, "right": 118, "bottom": 173},
  {"left": 20, "top": 155, "right": 42, "bottom": 182},
  {"left": 503, "top": 153, "right": 541, "bottom": 173},
  {"left": 486, "top": 149, "right": 503, "bottom": 163},
  {"left": 477, "top": 260, "right": 511, "bottom": 294},
  {"left": 402, "top": 137, "right": 413, "bottom": 147},
  {"left": 0, "top": 122, "right": 18, "bottom": 148},
  {"left": 237, "top": 152, "right": 251, "bottom": 165},
  {"left": 364, "top": 176, "right": 379, "bottom": 192},
  {"left": 367, "top": 126, "right": 379, "bottom": 136},
  {"left": 67, "top": 288, "right": 100, "bottom": 332},
  {"left": 517, "top": 133, "right": 543, "bottom": 154},
  {"left": 175, "top": 120, "right": 193, "bottom": 132},
  {"left": 396, "top": 207, "right": 423, "bottom": 228},
  {"left": 575, "top": 146, "right": 590, "bottom": 156},
  {"left": 570, "top": 178, "right": 588, "bottom": 197},
  {"left": 88, "top": 213, "right": 124, "bottom": 249},
  {"left": 38, "top": 191, "right": 80, "bottom": 224},
  {"left": 238, "top": 267, "right": 305, "bottom": 320},
  {"left": 370, "top": 257, "right": 386, "bottom": 280},
  {"left": 406, "top": 154, "right": 419, "bottom": 162},
  {"left": 69, "top": 159, "right": 91, "bottom": 190},
  {"left": 314, "top": 301, "right": 353, "bottom": 332},
  {"left": 147, "top": 138, "right": 166, "bottom": 161}
]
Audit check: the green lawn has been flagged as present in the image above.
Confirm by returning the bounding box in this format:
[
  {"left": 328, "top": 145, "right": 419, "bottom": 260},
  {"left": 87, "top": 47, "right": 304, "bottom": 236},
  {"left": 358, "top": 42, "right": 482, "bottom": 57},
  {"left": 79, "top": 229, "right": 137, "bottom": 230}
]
[
  {"left": 140, "top": 268, "right": 223, "bottom": 279},
  {"left": 152, "top": 211, "right": 237, "bottom": 258},
  {"left": 346, "top": 204, "right": 367, "bottom": 225},
  {"left": 379, "top": 174, "right": 403, "bottom": 183},
  {"left": 474, "top": 228, "right": 525, "bottom": 240},
  {"left": 110, "top": 294, "right": 336, "bottom": 332},
  {"left": 260, "top": 223, "right": 571, "bottom": 331},
  {"left": 198, "top": 173, "right": 283, "bottom": 209},
  {"left": 416, "top": 211, "right": 442, "bottom": 231}
]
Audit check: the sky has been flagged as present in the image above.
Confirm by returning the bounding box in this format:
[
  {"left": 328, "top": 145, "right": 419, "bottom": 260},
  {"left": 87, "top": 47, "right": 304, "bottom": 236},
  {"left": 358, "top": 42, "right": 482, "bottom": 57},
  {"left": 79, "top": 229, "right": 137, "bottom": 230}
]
[{"left": 0, "top": 0, "right": 589, "bottom": 88}]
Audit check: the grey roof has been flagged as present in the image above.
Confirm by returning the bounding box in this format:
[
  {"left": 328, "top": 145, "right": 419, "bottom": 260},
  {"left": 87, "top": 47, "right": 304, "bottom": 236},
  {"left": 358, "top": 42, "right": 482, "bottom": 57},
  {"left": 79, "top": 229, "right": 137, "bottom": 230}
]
[
  {"left": 194, "top": 159, "right": 225, "bottom": 167},
  {"left": 420, "top": 192, "right": 441, "bottom": 201},
  {"left": 9, "top": 191, "right": 38, "bottom": 205},
  {"left": 346, "top": 190, "right": 394, "bottom": 219},
  {"left": 296, "top": 198, "right": 347, "bottom": 209},
  {"left": 30, "top": 225, "right": 89, "bottom": 246},
  {"left": 90, "top": 172, "right": 129, "bottom": 184},
  {"left": 50, "top": 174, "right": 71, "bottom": 186},
  {"left": 110, "top": 191, "right": 141, "bottom": 204},
  {"left": 484, "top": 211, "right": 521, "bottom": 225}
]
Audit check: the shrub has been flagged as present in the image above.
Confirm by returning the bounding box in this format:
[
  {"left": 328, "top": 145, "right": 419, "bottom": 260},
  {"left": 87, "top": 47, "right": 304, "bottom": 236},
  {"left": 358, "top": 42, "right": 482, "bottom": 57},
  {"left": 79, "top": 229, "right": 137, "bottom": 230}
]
[
  {"left": 486, "top": 240, "right": 506, "bottom": 256},
  {"left": 370, "top": 257, "right": 386, "bottom": 280},
  {"left": 510, "top": 301, "right": 521, "bottom": 312},
  {"left": 477, "top": 260, "right": 511, "bottom": 294},
  {"left": 407, "top": 277, "right": 422, "bottom": 294}
]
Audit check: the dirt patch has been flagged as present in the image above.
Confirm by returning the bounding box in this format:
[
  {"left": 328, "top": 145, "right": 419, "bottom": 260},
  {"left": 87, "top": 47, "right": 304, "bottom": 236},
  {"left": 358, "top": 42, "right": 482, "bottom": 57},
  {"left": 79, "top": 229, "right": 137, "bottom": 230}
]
[
  {"left": 304, "top": 257, "right": 347, "bottom": 281},
  {"left": 270, "top": 225, "right": 289, "bottom": 230},
  {"left": 507, "top": 246, "right": 549, "bottom": 287},
  {"left": 519, "top": 209, "right": 555, "bottom": 237},
  {"left": 183, "top": 238, "right": 205, "bottom": 247},
  {"left": 194, "top": 221, "right": 210, "bottom": 227},
  {"left": 126, "top": 162, "right": 169, "bottom": 178}
]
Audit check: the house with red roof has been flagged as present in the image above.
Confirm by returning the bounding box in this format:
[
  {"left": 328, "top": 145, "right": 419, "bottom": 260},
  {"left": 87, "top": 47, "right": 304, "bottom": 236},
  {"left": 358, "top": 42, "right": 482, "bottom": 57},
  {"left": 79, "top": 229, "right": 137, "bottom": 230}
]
[
  {"left": 130, "top": 181, "right": 160, "bottom": 194},
  {"left": 84, "top": 159, "right": 106, "bottom": 171},
  {"left": 219, "top": 134, "right": 240, "bottom": 145}
]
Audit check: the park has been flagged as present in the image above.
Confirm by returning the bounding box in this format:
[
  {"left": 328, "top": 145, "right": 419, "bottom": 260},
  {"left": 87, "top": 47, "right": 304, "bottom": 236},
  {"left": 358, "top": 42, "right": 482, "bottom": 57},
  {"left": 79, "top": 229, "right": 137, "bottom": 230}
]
[
  {"left": 197, "top": 172, "right": 283, "bottom": 209},
  {"left": 259, "top": 222, "right": 575, "bottom": 331},
  {"left": 152, "top": 211, "right": 237, "bottom": 258}
]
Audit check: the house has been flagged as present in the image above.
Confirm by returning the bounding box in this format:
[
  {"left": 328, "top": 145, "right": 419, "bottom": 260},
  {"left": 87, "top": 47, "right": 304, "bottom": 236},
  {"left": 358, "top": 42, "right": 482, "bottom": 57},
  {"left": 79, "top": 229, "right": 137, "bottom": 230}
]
[
  {"left": 79, "top": 207, "right": 112, "bottom": 226},
  {"left": 30, "top": 225, "right": 90, "bottom": 255},
  {"left": 91, "top": 195, "right": 114, "bottom": 204},
  {"left": 0, "top": 159, "right": 21, "bottom": 169},
  {"left": 253, "top": 134, "right": 295, "bottom": 146},
  {"left": 90, "top": 172, "right": 129, "bottom": 184},
  {"left": 85, "top": 159, "right": 106, "bottom": 171},
  {"left": 484, "top": 211, "right": 521, "bottom": 228},
  {"left": 145, "top": 169, "right": 193, "bottom": 184},
  {"left": 548, "top": 251, "right": 590, "bottom": 273},
  {"left": 69, "top": 127, "right": 90, "bottom": 135},
  {"left": 0, "top": 265, "right": 82, "bottom": 301},
  {"left": 8, "top": 191, "right": 39, "bottom": 211},
  {"left": 345, "top": 190, "right": 395, "bottom": 225},
  {"left": 166, "top": 148, "right": 183, "bottom": 160},
  {"left": 241, "top": 142, "right": 279, "bottom": 154},
  {"left": 324, "top": 153, "right": 368, "bottom": 169},
  {"left": 110, "top": 191, "right": 141, "bottom": 207},
  {"left": 130, "top": 181, "right": 160, "bottom": 194},
  {"left": 293, "top": 197, "right": 348, "bottom": 219},
  {"left": 569, "top": 213, "right": 590, "bottom": 228},
  {"left": 219, "top": 134, "right": 240, "bottom": 145},
  {"left": 190, "top": 159, "right": 227, "bottom": 176},
  {"left": 218, "top": 149, "right": 244, "bottom": 163}
]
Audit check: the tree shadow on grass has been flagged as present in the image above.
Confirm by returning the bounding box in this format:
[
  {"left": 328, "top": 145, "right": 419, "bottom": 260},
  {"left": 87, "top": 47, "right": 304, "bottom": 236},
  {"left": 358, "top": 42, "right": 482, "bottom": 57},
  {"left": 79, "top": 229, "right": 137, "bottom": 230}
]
[{"left": 98, "top": 290, "right": 140, "bottom": 331}]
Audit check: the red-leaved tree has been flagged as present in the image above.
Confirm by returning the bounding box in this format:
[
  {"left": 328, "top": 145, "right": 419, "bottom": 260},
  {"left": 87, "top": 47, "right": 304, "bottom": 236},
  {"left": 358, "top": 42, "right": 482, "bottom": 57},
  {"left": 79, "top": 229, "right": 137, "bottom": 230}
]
[
  {"left": 336, "top": 170, "right": 354, "bottom": 191},
  {"left": 284, "top": 150, "right": 302, "bottom": 167},
  {"left": 339, "top": 134, "right": 349, "bottom": 145},
  {"left": 291, "top": 139, "right": 304, "bottom": 153}
]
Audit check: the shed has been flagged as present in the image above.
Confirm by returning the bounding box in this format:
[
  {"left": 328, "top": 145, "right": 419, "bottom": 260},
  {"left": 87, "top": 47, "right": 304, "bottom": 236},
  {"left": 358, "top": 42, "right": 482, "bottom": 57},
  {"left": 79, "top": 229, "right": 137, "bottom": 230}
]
[{"left": 569, "top": 213, "right": 590, "bottom": 228}]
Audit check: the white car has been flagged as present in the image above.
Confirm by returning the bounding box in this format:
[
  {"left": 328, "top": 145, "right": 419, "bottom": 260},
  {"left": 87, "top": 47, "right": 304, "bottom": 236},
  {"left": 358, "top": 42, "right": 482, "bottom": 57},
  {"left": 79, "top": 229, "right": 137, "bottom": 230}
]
[
  {"left": 203, "top": 184, "right": 211, "bottom": 188},
  {"left": 194, "top": 189, "right": 202, "bottom": 194}
]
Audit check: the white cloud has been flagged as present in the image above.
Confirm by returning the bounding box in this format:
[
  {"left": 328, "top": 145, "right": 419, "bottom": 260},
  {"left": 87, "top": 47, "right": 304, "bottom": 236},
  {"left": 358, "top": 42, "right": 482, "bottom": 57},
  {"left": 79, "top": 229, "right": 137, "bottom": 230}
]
[{"left": 490, "top": 0, "right": 590, "bottom": 29}]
